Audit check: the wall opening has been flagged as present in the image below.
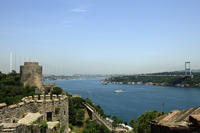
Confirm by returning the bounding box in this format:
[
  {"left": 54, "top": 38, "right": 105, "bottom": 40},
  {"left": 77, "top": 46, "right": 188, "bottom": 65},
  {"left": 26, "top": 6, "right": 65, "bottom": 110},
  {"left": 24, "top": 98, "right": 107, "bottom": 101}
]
[
  {"left": 47, "top": 112, "right": 52, "bottom": 121},
  {"left": 40, "top": 128, "right": 46, "bottom": 133},
  {"left": 12, "top": 119, "right": 16, "bottom": 123},
  {"left": 55, "top": 107, "right": 60, "bottom": 115}
]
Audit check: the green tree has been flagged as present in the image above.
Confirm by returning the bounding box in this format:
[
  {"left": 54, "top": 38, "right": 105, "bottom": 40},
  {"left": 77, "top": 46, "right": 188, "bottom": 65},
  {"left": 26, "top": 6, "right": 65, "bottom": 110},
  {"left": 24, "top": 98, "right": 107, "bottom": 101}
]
[
  {"left": 130, "top": 118, "right": 136, "bottom": 128},
  {"left": 112, "top": 116, "right": 123, "bottom": 127},
  {"left": 137, "top": 110, "right": 163, "bottom": 133},
  {"left": 85, "top": 97, "right": 93, "bottom": 105},
  {"left": 83, "top": 121, "right": 110, "bottom": 133},
  {"left": 52, "top": 87, "right": 63, "bottom": 95},
  {"left": 69, "top": 97, "right": 85, "bottom": 126},
  {"left": 0, "top": 72, "right": 35, "bottom": 105}
]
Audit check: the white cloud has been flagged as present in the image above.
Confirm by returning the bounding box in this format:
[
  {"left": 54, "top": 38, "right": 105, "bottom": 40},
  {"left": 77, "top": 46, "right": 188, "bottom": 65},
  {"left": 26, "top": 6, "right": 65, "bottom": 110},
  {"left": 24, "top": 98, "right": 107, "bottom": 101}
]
[{"left": 70, "top": 8, "right": 88, "bottom": 13}]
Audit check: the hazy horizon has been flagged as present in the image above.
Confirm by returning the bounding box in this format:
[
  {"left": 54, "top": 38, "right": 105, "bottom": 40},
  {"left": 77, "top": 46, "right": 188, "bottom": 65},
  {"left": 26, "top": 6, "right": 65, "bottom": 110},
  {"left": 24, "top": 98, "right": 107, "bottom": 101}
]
[{"left": 0, "top": 0, "right": 200, "bottom": 75}]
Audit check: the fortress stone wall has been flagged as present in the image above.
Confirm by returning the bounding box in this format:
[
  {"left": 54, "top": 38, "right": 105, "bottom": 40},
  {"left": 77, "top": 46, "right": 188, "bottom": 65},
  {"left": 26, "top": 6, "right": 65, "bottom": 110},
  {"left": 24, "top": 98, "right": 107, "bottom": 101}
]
[
  {"left": 20, "top": 62, "right": 43, "bottom": 93},
  {"left": 0, "top": 62, "right": 69, "bottom": 132},
  {"left": 0, "top": 94, "right": 68, "bottom": 133}
]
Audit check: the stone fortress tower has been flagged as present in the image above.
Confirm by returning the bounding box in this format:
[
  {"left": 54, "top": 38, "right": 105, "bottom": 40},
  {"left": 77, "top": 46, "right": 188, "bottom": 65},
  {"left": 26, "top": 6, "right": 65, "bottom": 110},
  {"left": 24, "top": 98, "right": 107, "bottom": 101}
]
[
  {"left": 20, "top": 62, "right": 43, "bottom": 93},
  {"left": 0, "top": 62, "right": 69, "bottom": 133}
]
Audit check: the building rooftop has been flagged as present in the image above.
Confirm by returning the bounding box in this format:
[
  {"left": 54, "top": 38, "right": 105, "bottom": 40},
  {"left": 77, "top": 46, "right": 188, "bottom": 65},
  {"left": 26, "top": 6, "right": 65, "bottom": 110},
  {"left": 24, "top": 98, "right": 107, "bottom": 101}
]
[{"left": 152, "top": 106, "right": 200, "bottom": 128}]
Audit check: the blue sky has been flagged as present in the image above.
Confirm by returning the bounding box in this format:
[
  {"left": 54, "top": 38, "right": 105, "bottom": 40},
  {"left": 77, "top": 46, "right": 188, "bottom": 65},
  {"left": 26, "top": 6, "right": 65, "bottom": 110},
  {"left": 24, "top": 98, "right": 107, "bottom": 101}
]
[{"left": 0, "top": 0, "right": 200, "bottom": 75}]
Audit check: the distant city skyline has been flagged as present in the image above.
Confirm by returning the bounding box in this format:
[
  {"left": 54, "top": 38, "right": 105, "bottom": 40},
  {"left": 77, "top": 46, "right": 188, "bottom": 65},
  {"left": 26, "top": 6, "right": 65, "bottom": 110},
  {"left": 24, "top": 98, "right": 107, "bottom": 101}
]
[{"left": 0, "top": 0, "right": 200, "bottom": 75}]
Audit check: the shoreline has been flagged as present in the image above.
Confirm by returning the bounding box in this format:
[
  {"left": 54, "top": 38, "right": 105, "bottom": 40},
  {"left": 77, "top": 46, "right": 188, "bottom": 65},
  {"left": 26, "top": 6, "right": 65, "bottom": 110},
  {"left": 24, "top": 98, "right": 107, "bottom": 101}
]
[{"left": 101, "top": 80, "right": 200, "bottom": 88}]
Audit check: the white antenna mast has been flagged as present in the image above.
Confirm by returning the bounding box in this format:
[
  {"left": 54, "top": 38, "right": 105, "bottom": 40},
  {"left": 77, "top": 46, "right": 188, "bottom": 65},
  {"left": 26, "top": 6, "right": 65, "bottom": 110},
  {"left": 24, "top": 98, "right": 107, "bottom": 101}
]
[
  {"left": 10, "top": 52, "right": 13, "bottom": 73},
  {"left": 15, "top": 53, "right": 16, "bottom": 72}
]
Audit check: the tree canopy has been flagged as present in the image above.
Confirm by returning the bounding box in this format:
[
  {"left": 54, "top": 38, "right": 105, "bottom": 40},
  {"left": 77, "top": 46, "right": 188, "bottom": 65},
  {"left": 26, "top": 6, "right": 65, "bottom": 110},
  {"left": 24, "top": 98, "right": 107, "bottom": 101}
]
[
  {"left": 0, "top": 71, "right": 35, "bottom": 105},
  {"left": 130, "top": 110, "right": 164, "bottom": 133},
  {"left": 83, "top": 121, "right": 110, "bottom": 133},
  {"left": 69, "top": 97, "right": 85, "bottom": 126}
]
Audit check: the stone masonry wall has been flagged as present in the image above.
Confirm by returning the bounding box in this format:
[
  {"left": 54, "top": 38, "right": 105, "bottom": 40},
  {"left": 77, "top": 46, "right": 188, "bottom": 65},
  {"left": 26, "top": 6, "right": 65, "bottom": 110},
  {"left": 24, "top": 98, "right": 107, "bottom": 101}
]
[
  {"left": 20, "top": 62, "right": 43, "bottom": 93},
  {"left": 0, "top": 94, "right": 68, "bottom": 127}
]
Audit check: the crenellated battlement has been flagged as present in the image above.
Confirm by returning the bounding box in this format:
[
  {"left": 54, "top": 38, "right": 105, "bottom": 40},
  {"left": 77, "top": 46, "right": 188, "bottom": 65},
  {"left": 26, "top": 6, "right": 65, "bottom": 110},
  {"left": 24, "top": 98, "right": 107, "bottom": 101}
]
[
  {"left": 24, "top": 62, "right": 39, "bottom": 66},
  {"left": 0, "top": 62, "right": 69, "bottom": 133},
  {"left": 0, "top": 94, "right": 67, "bottom": 111},
  {"left": 0, "top": 94, "right": 68, "bottom": 124}
]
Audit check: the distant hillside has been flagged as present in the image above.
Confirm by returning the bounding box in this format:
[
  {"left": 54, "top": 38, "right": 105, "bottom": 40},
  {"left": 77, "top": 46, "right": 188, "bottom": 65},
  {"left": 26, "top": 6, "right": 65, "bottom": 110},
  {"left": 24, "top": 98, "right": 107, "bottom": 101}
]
[
  {"left": 192, "top": 69, "right": 200, "bottom": 73},
  {"left": 104, "top": 72, "right": 200, "bottom": 88},
  {"left": 43, "top": 75, "right": 81, "bottom": 80},
  {"left": 175, "top": 69, "right": 200, "bottom": 73},
  {"left": 44, "top": 74, "right": 111, "bottom": 80}
]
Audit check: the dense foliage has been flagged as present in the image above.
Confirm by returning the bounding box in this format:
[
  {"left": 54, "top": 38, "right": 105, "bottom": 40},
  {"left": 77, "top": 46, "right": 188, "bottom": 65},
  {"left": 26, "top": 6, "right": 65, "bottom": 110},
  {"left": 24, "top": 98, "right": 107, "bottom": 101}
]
[
  {"left": 112, "top": 116, "right": 123, "bottom": 127},
  {"left": 106, "top": 72, "right": 200, "bottom": 87},
  {"left": 130, "top": 110, "right": 164, "bottom": 133},
  {"left": 130, "top": 118, "right": 136, "bottom": 130},
  {"left": 83, "top": 121, "right": 111, "bottom": 133},
  {"left": 45, "top": 86, "right": 63, "bottom": 95},
  {"left": 0, "top": 71, "right": 35, "bottom": 105},
  {"left": 69, "top": 96, "right": 125, "bottom": 132},
  {"left": 51, "top": 86, "right": 63, "bottom": 95},
  {"left": 69, "top": 97, "right": 85, "bottom": 126}
]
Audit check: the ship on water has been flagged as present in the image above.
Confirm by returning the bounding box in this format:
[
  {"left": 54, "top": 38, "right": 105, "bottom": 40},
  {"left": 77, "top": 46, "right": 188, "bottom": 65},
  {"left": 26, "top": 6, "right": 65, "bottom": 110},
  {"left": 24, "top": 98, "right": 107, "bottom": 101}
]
[{"left": 114, "top": 89, "right": 123, "bottom": 93}]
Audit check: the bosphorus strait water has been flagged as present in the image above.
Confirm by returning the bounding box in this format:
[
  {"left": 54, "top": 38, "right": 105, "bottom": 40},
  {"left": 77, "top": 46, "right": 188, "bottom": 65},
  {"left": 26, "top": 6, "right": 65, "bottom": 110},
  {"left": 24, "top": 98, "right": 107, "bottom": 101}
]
[{"left": 48, "top": 78, "right": 200, "bottom": 123}]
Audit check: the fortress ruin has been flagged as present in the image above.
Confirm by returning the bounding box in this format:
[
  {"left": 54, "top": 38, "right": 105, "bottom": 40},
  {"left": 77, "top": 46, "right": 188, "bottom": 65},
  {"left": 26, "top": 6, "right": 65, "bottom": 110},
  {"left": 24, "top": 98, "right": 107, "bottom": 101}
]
[
  {"left": 0, "top": 94, "right": 68, "bottom": 133},
  {"left": 20, "top": 62, "right": 43, "bottom": 93},
  {"left": 0, "top": 62, "right": 69, "bottom": 133}
]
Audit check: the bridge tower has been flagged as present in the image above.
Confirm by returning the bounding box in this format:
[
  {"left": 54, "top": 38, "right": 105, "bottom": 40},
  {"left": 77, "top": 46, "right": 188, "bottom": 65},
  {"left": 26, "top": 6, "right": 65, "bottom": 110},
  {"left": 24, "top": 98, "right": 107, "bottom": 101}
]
[{"left": 185, "top": 62, "right": 192, "bottom": 76}]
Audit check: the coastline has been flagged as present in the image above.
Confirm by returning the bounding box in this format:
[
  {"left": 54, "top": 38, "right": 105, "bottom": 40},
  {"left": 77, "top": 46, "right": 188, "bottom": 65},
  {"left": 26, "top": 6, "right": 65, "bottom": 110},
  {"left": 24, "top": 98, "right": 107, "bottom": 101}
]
[{"left": 101, "top": 80, "right": 200, "bottom": 88}]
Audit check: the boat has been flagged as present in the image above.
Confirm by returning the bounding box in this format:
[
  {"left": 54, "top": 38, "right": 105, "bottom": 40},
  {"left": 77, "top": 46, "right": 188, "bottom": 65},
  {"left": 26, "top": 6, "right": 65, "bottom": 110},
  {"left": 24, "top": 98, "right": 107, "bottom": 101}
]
[
  {"left": 100, "top": 81, "right": 108, "bottom": 85},
  {"left": 114, "top": 90, "right": 123, "bottom": 93}
]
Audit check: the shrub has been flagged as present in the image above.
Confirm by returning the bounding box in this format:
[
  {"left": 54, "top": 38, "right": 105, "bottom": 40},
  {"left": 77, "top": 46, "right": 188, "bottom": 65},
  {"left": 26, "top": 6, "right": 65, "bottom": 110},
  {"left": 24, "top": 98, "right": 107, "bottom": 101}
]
[
  {"left": 52, "top": 87, "right": 63, "bottom": 95},
  {"left": 40, "top": 121, "right": 48, "bottom": 129},
  {"left": 137, "top": 110, "right": 163, "bottom": 133},
  {"left": 83, "top": 121, "right": 110, "bottom": 133},
  {"left": 60, "top": 125, "right": 66, "bottom": 133}
]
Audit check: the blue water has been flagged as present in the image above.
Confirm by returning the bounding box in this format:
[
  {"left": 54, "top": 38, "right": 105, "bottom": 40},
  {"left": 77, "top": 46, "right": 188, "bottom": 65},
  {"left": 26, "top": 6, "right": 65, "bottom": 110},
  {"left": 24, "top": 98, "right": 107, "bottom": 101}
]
[{"left": 47, "top": 78, "right": 200, "bottom": 123}]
